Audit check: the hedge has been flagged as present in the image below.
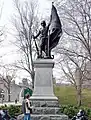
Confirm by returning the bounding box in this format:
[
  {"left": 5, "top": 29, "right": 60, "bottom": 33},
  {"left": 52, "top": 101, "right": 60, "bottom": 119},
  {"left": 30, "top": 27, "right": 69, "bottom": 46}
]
[
  {"left": 0, "top": 104, "right": 22, "bottom": 117},
  {"left": 60, "top": 105, "right": 91, "bottom": 119},
  {"left": 0, "top": 104, "right": 91, "bottom": 119}
]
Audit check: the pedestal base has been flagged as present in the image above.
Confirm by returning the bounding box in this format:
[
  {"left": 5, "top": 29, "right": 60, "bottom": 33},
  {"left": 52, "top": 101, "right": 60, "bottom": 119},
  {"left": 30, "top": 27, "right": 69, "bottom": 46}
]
[
  {"left": 31, "top": 114, "right": 68, "bottom": 120},
  {"left": 17, "top": 114, "right": 68, "bottom": 120},
  {"left": 32, "top": 59, "right": 56, "bottom": 98},
  {"left": 30, "top": 99, "right": 59, "bottom": 107},
  {"left": 29, "top": 59, "right": 68, "bottom": 120}
]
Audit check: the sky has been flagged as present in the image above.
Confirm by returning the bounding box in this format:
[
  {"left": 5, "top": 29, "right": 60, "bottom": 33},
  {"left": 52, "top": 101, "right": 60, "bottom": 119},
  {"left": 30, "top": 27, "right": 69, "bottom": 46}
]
[
  {"left": 0, "top": 0, "right": 57, "bottom": 84},
  {"left": 0, "top": 0, "right": 52, "bottom": 59},
  {"left": 0, "top": 0, "right": 63, "bottom": 84},
  {"left": 0, "top": 0, "right": 52, "bottom": 24}
]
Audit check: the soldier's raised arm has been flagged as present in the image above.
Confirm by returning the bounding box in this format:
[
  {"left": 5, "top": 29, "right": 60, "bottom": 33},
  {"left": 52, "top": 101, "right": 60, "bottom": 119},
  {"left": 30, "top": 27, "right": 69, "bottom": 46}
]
[{"left": 32, "top": 30, "right": 41, "bottom": 39}]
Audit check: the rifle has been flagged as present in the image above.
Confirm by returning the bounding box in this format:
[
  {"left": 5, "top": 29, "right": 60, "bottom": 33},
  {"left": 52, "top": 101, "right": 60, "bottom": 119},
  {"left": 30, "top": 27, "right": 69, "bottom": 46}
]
[{"left": 33, "top": 37, "right": 40, "bottom": 57}]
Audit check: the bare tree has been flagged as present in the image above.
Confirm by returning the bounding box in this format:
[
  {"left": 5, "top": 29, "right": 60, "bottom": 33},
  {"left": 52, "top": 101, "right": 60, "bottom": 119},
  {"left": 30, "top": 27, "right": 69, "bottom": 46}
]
[
  {"left": 53, "top": 0, "right": 91, "bottom": 106},
  {"left": 12, "top": 0, "right": 40, "bottom": 88},
  {"left": 0, "top": 0, "right": 6, "bottom": 42},
  {"left": 1, "top": 67, "right": 16, "bottom": 102},
  {"left": 56, "top": 51, "right": 86, "bottom": 106},
  {"left": 56, "top": 0, "right": 91, "bottom": 61}
]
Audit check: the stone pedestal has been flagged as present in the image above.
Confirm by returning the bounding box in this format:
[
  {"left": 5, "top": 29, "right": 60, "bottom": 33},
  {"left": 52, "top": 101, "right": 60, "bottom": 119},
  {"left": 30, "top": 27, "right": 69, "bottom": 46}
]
[
  {"left": 31, "top": 59, "right": 57, "bottom": 100},
  {"left": 30, "top": 59, "right": 68, "bottom": 120}
]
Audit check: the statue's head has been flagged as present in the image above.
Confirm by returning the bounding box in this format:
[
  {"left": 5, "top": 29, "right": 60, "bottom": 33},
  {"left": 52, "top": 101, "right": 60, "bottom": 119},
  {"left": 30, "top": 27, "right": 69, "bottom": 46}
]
[{"left": 41, "top": 20, "right": 46, "bottom": 27}]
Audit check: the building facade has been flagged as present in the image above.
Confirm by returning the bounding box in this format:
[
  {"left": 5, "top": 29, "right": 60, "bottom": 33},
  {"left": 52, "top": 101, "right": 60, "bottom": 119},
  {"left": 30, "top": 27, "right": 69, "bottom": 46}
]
[{"left": 0, "top": 78, "right": 32, "bottom": 102}]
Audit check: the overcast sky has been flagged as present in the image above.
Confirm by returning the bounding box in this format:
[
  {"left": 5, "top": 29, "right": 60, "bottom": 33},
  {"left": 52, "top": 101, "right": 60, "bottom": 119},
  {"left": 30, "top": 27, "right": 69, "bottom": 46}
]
[
  {"left": 0, "top": 0, "right": 52, "bottom": 24},
  {"left": 0, "top": 0, "right": 57, "bottom": 84}
]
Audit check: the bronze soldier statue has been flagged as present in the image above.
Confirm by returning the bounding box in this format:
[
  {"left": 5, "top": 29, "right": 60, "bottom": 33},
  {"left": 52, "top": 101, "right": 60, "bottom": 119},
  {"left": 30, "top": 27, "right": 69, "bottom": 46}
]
[
  {"left": 33, "top": 4, "right": 62, "bottom": 59},
  {"left": 33, "top": 20, "right": 51, "bottom": 58}
]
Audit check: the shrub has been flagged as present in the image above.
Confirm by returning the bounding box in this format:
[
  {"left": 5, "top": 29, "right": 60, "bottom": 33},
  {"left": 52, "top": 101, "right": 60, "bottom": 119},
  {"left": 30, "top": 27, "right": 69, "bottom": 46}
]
[
  {"left": 0, "top": 104, "right": 91, "bottom": 119},
  {"left": 0, "top": 105, "right": 22, "bottom": 117},
  {"left": 60, "top": 105, "right": 78, "bottom": 118},
  {"left": 60, "top": 105, "right": 91, "bottom": 119},
  {"left": 8, "top": 105, "right": 21, "bottom": 117},
  {"left": 0, "top": 105, "right": 8, "bottom": 110}
]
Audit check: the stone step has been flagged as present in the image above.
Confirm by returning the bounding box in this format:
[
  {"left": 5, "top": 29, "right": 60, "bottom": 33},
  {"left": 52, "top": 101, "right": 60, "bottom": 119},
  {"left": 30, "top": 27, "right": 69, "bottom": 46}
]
[
  {"left": 32, "top": 107, "right": 61, "bottom": 114},
  {"left": 31, "top": 100, "right": 59, "bottom": 107},
  {"left": 17, "top": 114, "right": 68, "bottom": 120},
  {"left": 31, "top": 114, "right": 68, "bottom": 120}
]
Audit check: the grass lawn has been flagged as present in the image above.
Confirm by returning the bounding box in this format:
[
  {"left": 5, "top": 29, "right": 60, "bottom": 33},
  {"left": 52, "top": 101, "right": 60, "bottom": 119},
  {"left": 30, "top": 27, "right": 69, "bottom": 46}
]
[{"left": 54, "top": 85, "right": 91, "bottom": 107}]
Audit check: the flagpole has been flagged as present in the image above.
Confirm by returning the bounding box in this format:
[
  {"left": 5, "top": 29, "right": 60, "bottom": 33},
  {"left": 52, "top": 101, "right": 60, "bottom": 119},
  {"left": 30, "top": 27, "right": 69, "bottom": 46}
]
[
  {"left": 48, "top": 30, "right": 50, "bottom": 57},
  {"left": 47, "top": 2, "right": 53, "bottom": 58}
]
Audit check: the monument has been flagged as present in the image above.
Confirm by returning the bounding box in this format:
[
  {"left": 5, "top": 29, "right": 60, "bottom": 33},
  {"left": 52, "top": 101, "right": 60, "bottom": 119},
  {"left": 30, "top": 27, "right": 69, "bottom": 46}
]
[{"left": 30, "top": 3, "right": 68, "bottom": 120}]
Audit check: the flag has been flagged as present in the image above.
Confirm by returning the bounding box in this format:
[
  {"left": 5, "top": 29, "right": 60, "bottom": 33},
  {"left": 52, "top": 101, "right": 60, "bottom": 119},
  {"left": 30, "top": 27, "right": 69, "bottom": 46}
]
[{"left": 49, "top": 4, "right": 62, "bottom": 50}]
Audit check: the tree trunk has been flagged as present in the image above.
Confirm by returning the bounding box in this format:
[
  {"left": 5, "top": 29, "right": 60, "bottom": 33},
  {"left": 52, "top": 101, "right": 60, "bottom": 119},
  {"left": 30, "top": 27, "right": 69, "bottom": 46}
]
[
  {"left": 77, "top": 85, "right": 82, "bottom": 106},
  {"left": 31, "top": 70, "right": 35, "bottom": 88},
  {"left": 8, "top": 85, "right": 11, "bottom": 102}
]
